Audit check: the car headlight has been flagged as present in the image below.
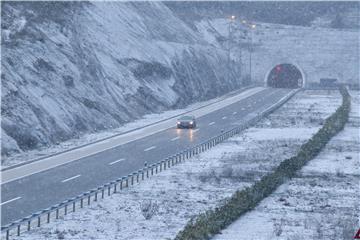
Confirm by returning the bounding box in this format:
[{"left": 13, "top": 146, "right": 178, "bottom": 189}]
[
  {"left": 190, "top": 121, "right": 193, "bottom": 124},
  {"left": 177, "top": 121, "right": 181, "bottom": 124}
]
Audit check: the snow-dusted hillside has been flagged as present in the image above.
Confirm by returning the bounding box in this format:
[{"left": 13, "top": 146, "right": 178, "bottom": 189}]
[
  {"left": 1, "top": 2, "right": 241, "bottom": 157},
  {"left": 1, "top": 2, "right": 358, "bottom": 159}
]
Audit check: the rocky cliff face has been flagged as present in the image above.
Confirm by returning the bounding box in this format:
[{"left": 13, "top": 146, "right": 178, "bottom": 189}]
[{"left": 1, "top": 2, "right": 241, "bottom": 156}]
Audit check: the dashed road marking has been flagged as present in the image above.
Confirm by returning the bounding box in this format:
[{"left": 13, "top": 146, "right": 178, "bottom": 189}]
[
  {"left": 108, "top": 158, "right": 125, "bottom": 165},
  {"left": 192, "top": 128, "right": 200, "bottom": 133},
  {"left": 0, "top": 197, "right": 22, "bottom": 206},
  {"left": 171, "top": 136, "right": 180, "bottom": 141},
  {"left": 144, "top": 146, "right": 156, "bottom": 152},
  {"left": 233, "top": 111, "right": 237, "bottom": 115},
  {"left": 209, "top": 122, "right": 215, "bottom": 126},
  {"left": 222, "top": 116, "right": 227, "bottom": 120},
  {"left": 62, "top": 175, "right": 81, "bottom": 183}
]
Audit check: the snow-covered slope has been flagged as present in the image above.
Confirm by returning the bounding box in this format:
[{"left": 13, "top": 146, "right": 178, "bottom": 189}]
[
  {"left": 1, "top": 2, "right": 241, "bottom": 156},
  {"left": 1, "top": 2, "right": 358, "bottom": 159}
]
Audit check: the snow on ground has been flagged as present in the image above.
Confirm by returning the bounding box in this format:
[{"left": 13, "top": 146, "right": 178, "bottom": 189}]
[
  {"left": 16, "top": 90, "right": 343, "bottom": 240},
  {"left": 1, "top": 88, "right": 247, "bottom": 168},
  {"left": 213, "top": 91, "right": 359, "bottom": 240}
]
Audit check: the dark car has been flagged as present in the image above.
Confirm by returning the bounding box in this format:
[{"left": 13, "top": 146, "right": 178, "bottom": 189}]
[{"left": 177, "top": 115, "right": 197, "bottom": 129}]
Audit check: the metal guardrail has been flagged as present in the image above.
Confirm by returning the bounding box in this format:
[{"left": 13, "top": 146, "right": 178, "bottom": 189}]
[{"left": 0, "top": 89, "right": 300, "bottom": 240}]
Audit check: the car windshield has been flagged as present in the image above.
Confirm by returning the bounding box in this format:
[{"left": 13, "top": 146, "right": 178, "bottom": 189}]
[{"left": 179, "top": 116, "right": 193, "bottom": 120}]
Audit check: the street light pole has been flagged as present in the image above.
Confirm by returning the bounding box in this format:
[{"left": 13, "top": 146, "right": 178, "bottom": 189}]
[
  {"left": 228, "top": 15, "right": 236, "bottom": 81},
  {"left": 249, "top": 24, "right": 256, "bottom": 84}
]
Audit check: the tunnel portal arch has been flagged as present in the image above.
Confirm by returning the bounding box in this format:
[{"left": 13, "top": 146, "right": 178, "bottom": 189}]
[{"left": 264, "top": 63, "right": 305, "bottom": 88}]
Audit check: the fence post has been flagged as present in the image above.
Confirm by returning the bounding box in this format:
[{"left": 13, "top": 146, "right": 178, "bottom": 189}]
[{"left": 126, "top": 176, "right": 129, "bottom": 187}]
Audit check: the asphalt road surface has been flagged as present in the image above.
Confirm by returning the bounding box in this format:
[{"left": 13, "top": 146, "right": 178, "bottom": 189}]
[{"left": 1, "top": 87, "right": 293, "bottom": 226}]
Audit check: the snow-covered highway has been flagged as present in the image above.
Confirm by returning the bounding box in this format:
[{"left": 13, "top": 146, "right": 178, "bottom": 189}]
[{"left": 1, "top": 87, "right": 293, "bottom": 227}]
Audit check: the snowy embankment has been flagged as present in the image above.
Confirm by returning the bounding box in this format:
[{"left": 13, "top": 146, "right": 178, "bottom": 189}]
[
  {"left": 213, "top": 91, "right": 359, "bottom": 240},
  {"left": 1, "top": 87, "right": 247, "bottom": 168},
  {"left": 1, "top": 2, "right": 242, "bottom": 158},
  {"left": 16, "top": 90, "right": 343, "bottom": 240}
]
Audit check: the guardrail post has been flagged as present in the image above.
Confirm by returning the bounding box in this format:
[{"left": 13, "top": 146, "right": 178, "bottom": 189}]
[
  {"left": 168, "top": 159, "right": 171, "bottom": 168},
  {"left": 6, "top": 229, "right": 9, "bottom": 240},
  {"left": 65, "top": 204, "right": 68, "bottom": 215},
  {"left": 73, "top": 201, "right": 76, "bottom": 212},
  {"left": 95, "top": 192, "right": 98, "bottom": 202},
  {"left": 81, "top": 198, "right": 84, "bottom": 208},
  {"left": 17, "top": 225, "right": 20, "bottom": 236},
  {"left": 28, "top": 220, "right": 31, "bottom": 230},
  {"left": 141, "top": 170, "right": 144, "bottom": 180},
  {"left": 38, "top": 216, "right": 41, "bottom": 227},
  {"left": 56, "top": 209, "right": 59, "bottom": 219},
  {"left": 108, "top": 186, "right": 111, "bottom": 196},
  {"left": 101, "top": 189, "right": 105, "bottom": 199},
  {"left": 151, "top": 166, "right": 154, "bottom": 175},
  {"left": 160, "top": 162, "right": 162, "bottom": 171},
  {"left": 47, "top": 212, "right": 50, "bottom": 223},
  {"left": 146, "top": 167, "right": 149, "bottom": 178},
  {"left": 136, "top": 172, "right": 139, "bottom": 183},
  {"left": 88, "top": 195, "right": 91, "bottom": 205},
  {"left": 163, "top": 160, "right": 166, "bottom": 170},
  {"left": 131, "top": 174, "right": 134, "bottom": 185},
  {"left": 126, "top": 176, "right": 129, "bottom": 188}
]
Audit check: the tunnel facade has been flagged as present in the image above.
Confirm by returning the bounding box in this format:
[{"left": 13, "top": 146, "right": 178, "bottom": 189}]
[{"left": 266, "top": 63, "right": 303, "bottom": 88}]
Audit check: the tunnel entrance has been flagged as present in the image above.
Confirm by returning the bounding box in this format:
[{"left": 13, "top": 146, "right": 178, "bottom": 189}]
[{"left": 267, "top": 64, "right": 303, "bottom": 88}]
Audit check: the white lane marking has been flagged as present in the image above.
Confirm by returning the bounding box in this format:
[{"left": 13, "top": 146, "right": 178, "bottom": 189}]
[
  {"left": 233, "top": 111, "right": 237, "bottom": 115},
  {"left": 209, "top": 122, "right": 215, "bottom": 126},
  {"left": 144, "top": 146, "right": 156, "bottom": 152},
  {"left": 192, "top": 128, "right": 200, "bottom": 133},
  {"left": 108, "top": 158, "right": 125, "bottom": 165},
  {"left": 222, "top": 116, "right": 227, "bottom": 120},
  {"left": 171, "top": 136, "right": 180, "bottom": 141},
  {"left": 61, "top": 175, "right": 81, "bottom": 183},
  {"left": 0, "top": 197, "right": 22, "bottom": 206},
  {"left": 241, "top": 107, "right": 246, "bottom": 110}
]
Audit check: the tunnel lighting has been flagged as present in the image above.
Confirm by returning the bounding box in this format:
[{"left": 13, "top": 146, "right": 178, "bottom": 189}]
[{"left": 251, "top": 24, "right": 256, "bottom": 29}]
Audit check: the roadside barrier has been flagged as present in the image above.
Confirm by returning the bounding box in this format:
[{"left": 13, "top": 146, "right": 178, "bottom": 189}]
[{"left": 0, "top": 89, "right": 300, "bottom": 240}]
